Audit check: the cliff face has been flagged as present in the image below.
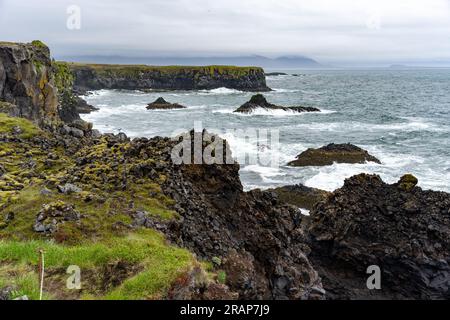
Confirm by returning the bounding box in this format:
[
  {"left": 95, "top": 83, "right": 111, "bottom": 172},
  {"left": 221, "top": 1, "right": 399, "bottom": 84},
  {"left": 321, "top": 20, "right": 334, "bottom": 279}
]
[
  {"left": 69, "top": 63, "right": 270, "bottom": 92},
  {"left": 0, "top": 41, "right": 59, "bottom": 123}
]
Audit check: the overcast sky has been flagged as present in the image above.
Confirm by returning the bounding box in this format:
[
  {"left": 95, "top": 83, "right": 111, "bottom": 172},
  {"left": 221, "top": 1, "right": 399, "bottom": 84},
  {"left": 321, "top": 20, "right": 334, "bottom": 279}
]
[{"left": 1, "top": 0, "right": 450, "bottom": 65}]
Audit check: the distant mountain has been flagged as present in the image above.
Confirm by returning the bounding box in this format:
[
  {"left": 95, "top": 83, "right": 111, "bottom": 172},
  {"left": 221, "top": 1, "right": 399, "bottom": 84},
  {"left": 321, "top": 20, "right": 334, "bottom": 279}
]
[{"left": 56, "top": 54, "right": 323, "bottom": 68}]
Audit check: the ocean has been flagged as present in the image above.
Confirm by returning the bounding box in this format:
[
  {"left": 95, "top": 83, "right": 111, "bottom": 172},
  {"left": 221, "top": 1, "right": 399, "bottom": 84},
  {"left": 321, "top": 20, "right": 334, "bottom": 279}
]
[{"left": 81, "top": 69, "right": 450, "bottom": 193}]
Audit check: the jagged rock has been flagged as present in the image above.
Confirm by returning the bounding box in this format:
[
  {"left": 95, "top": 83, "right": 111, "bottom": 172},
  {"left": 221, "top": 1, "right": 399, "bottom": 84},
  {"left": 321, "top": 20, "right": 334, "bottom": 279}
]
[
  {"left": 268, "top": 184, "right": 330, "bottom": 210},
  {"left": 57, "top": 183, "right": 82, "bottom": 194},
  {"left": 308, "top": 173, "right": 450, "bottom": 299},
  {"left": 288, "top": 143, "right": 381, "bottom": 167},
  {"left": 221, "top": 249, "right": 268, "bottom": 299},
  {"left": 74, "top": 97, "right": 98, "bottom": 114},
  {"left": 58, "top": 95, "right": 97, "bottom": 122},
  {"left": 149, "top": 130, "right": 325, "bottom": 300},
  {"left": 34, "top": 201, "right": 81, "bottom": 233},
  {"left": 0, "top": 41, "right": 59, "bottom": 123},
  {"left": 146, "top": 97, "right": 186, "bottom": 110},
  {"left": 234, "top": 94, "right": 320, "bottom": 113}
]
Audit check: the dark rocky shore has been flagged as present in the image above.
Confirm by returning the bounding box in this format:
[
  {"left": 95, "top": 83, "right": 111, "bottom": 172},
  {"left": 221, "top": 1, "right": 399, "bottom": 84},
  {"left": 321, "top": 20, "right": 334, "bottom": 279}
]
[{"left": 1, "top": 41, "right": 450, "bottom": 300}]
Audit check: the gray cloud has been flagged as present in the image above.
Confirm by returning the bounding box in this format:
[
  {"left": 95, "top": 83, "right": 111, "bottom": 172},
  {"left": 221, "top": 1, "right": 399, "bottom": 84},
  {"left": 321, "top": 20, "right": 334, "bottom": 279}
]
[{"left": 1, "top": 0, "right": 449, "bottom": 65}]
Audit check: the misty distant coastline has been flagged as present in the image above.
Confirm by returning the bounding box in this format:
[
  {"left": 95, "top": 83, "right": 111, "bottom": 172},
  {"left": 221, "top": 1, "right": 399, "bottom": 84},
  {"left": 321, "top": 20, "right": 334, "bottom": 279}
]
[{"left": 55, "top": 54, "right": 323, "bottom": 69}]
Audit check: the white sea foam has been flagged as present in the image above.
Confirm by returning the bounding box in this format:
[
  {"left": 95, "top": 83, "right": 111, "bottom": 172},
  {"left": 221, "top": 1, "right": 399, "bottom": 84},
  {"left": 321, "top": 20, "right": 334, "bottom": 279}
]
[
  {"left": 237, "top": 108, "right": 321, "bottom": 117},
  {"left": 198, "top": 87, "right": 244, "bottom": 95},
  {"left": 294, "top": 119, "right": 445, "bottom": 132},
  {"left": 272, "top": 88, "right": 300, "bottom": 93},
  {"left": 299, "top": 208, "right": 310, "bottom": 216},
  {"left": 82, "top": 89, "right": 112, "bottom": 99},
  {"left": 241, "top": 165, "right": 283, "bottom": 177},
  {"left": 319, "top": 109, "right": 337, "bottom": 114}
]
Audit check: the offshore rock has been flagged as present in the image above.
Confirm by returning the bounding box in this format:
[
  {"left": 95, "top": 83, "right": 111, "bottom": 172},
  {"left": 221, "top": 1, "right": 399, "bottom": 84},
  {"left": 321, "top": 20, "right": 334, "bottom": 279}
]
[
  {"left": 146, "top": 97, "right": 186, "bottom": 110},
  {"left": 288, "top": 143, "right": 381, "bottom": 167},
  {"left": 234, "top": 94, "right": 320, "bottom": 114}
]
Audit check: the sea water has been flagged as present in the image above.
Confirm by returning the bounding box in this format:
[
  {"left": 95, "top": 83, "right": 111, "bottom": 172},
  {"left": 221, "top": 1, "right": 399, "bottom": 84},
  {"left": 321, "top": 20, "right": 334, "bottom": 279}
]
[{"left": 81, "top": 69, "right": 450, "bottom": 192}]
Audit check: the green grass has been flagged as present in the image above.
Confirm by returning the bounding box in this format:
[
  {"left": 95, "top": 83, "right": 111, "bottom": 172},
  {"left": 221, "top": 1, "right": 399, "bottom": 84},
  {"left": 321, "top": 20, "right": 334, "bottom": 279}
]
[
  {"left": 0, "top": 113, "right": 41, "bottom": 139},
  {"left": 0, "top": 229, "right": 195, "bottom": 300}
]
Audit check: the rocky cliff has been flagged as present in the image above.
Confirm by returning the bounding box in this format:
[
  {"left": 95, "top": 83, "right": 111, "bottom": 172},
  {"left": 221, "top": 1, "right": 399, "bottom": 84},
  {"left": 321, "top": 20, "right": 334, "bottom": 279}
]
[
  {"left": 0, "top": 41, "right": 59, "bottom": 124},
  {"left": 69, "top": 63, "right": 270, "bottom": 92}
]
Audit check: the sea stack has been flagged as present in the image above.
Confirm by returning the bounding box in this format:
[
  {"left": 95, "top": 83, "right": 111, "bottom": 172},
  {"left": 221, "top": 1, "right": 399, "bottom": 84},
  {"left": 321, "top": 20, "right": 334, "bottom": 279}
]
[
  {"left": 234, "top": 94, "right": 320, "bottom": 114},
  {"left": 146, "top": 97, "right": 186, "bottom": 110}
]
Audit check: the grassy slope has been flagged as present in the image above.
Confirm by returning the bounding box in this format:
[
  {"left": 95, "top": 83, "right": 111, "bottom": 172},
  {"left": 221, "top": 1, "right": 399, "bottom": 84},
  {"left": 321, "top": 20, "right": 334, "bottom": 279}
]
[
  {"left": 0, "top": 113, "right": 209, "bottom": 300},
  {"left": 0, "top": 229, "right": 194, "bottom": 300}
]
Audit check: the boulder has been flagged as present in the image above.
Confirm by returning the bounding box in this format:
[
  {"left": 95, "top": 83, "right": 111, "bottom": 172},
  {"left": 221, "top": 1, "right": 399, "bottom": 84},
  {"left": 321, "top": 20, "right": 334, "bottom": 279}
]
[
  {"left": 146, "top": 97, "right": 186, "bottom": 110},
  {"left": 308, "top": 173, "right": 450, "bottom": 299},
  {"left": 268, "top": 184, "right": 330, "bottom": 210},
  {"left": 34, "top": 201, "right": 81, "bottom": 234},
  {"left": 234, "top": 94, "right": 320, "bottom": 113},
  {"left": 288, "top": 143, "right": 381, "bottom": 167},
  {"left": 57, "top": 183, "right": 82, "bottom": 194},
  {"left": 0, "top": 286, "right": 14, "bottom": 300}
]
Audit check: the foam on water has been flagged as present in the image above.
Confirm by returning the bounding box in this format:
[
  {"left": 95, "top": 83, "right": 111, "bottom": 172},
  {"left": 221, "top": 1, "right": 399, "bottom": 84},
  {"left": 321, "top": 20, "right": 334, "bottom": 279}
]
[
  {"left": 79, "top": 69, "right": 450, "bottom": 194},
  {"left": 198, "top": 87, "right": 244, "bottom": 95}
]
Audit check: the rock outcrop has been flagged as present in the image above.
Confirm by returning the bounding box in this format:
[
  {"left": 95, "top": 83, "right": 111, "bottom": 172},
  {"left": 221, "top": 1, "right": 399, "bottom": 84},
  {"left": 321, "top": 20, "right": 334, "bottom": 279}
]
[
  {"left": 126, "top": 130, "right": 325, "bottom": 300},
  {"left": 146, "top": 97, "right": 186, "bottom": 110},
  {"left": 0, "top": 41, "right": 94, "bottom": 134},
  {"left": 234, "top": 94, "right": 320, "bottom": 114},
  {"left": 288, "top": 143, "right": 381, "bottom": 167},
  {"left": 0, "top": 41, "right": 59, "bottom": 123},
  {"left": 69, "top": 63, "right": 270, "bottom": 92},
  {"left": 307, "top": 173, "right": 450, "bottom": 299}
]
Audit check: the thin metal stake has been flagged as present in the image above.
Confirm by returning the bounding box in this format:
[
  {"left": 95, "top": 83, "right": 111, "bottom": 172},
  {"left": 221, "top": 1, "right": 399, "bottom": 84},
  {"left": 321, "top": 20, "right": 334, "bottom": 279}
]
[{"left": 38, "top": 249, "right": 45, "bottom": 300}]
